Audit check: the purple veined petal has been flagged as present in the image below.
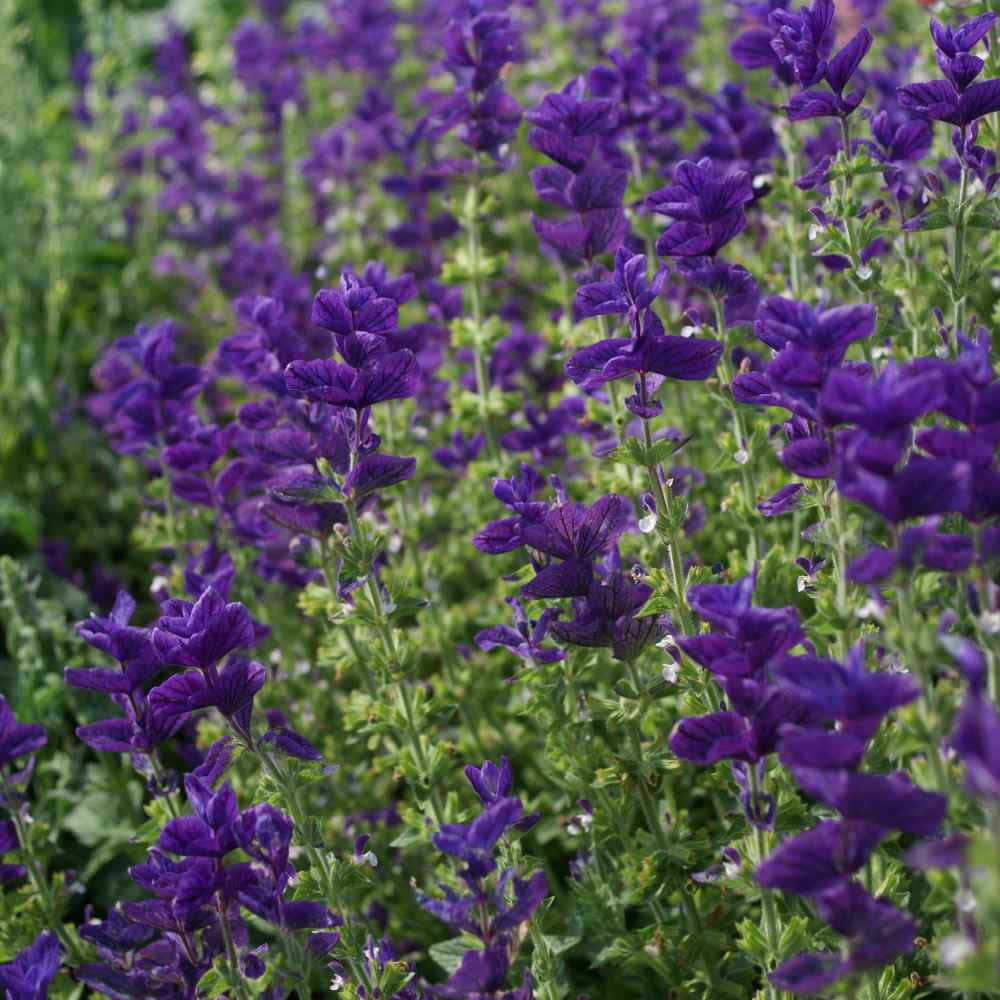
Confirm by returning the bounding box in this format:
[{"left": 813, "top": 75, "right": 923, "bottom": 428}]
[
  {"left": 786, "top": 88, "right": 842, "bottom": 121},
  {"left": 564, "top": 338, "right": 638, "bottom": 388},
  {"left": 472, "top": 517, "right": 524, "bottom": 555},
  {"left": 897, "top": 79, "right": 961, "bottom": 124},
  {"left": 353, "top": 295, "right": 398, "bottom": 337},
  {"left": 261, "top": 726, "right": 323, "bottom": 761},
  {"left": 756, "top": 819, "right": 883, "bottom": 894},
  {"left": 568, "top": 164, "right": 628, "bottom": 212},
  {"left": 310, "top": 289, "right": 353, "bottom": 335},
  {"left": 770, "top": 951, "right": 849, "bottom": 993},
  {"left": 758, "top": 482, "right": 805, "bottom": 517},
  {"left": 63, "top": 667, "right": 132, "bottom": 694},
  {"left": 148, "top": 672, "right": 211, "bottom": 722},
  {"left": 959, "top": 77, "right": 1000, "bottom": 124},
  {"left": 159, "top": 815, "right": 223, "bottom": 857},
  {"left": 780, "top": 437, "right": 833, "bottom": 478},
  {"left": 575, "top": 281, "right": 625, "bottom": 318},
  {"left": 343, "top": 453, "right": 416, "bottom": 500},
  {"left": 778, "top": 725, "right": 868, "bottom": 770},
  {"left": 75, "top": 718, "right": 137, "bottom": 753},
  {"left": 638, "top": 334, "right": 723, "bottom": 381},
  {"left": 529, "top": 164, "right": 573, "bottom": 209},
  {"left": 475, "top": 625, "right": 524, "bottom": 652},
  {"left": 826, "top": 27, "right": 872, "bottom": 94},
  {"left": 521, "top": 558, "right": 593, "bottom": 599},
  {"left": 669, "top": 712, "right": 753, "bottom": 765}
]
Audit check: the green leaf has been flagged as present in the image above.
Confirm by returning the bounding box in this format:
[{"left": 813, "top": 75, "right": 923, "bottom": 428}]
[{"left": 429, "top": 935, "right": 482, "bottom": 975}]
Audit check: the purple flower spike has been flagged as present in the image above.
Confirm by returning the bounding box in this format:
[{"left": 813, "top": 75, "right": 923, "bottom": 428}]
[{"left": 649, "top": 158, "right": 753, "bottom": 257}]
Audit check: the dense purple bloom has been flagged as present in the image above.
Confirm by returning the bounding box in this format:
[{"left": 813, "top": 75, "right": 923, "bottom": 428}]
[
  {"left": 769, "top": 0, "right": 836, "bottom": 88},
  {"left": 753, "top": 297, "right": 876, "bottom": 369},
  {"left": 648, "top": 158, "right": 753, "bottom": 257},
  {"left": 528, "top": 78, "right": 627, "bottom": 260}
]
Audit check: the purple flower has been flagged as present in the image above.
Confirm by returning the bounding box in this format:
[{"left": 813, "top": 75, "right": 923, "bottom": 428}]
[
  {"left": 476, "top": 599, "right": 566, "bottom": 665},
  {"left": 786, "top": 28, "right": 873, "bottom": 120},
  {"left": 648, "top": 158, "right": 753, "bottom": 257},
  {"left": 575, "top": 248, "right": 667, "bottom": 326},
  {"left": 284, "top": 352, "right": 420, "bottom": 409},
  {"left": 769, "top": 0, "right": 836, "bottom": 88},
  {"left": 0, "top": 696, "right": 46, "bottom": 772},
  {"left": 550, "top": 570, "right": 668, "bottom": 662},
  {"left": 464, "top": 757, "right": 514, "bottom": 806},
  {"left": 791, "top": 767, "right": 947, "bottom": 836},
  {"left": 565, "top": 311, "right": 723, "bottom": 391},
  {"left": 898, "top": 77, "right": 1000, "bottom": 128},
  {"left": 757, "top": 820, "right": 884, "bottom": 895},
  {"left": 753, "top": 297, "right": 876, "bottom": 369},
  {"left": 152, "top": 588, "right": 259, "bottom": 671},
  {"left": 0, "top": 931, "right": 61, "bottom": 1000}
]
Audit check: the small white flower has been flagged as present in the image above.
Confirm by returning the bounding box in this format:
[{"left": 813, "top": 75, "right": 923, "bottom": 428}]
[
  {"left": 979, "top": 611, "right": 1000, "bottom": 635},
  {"left": 855, "top": 265, "right": 873, "bottom": 281},
  {"left": 662, "top": 662, "right": 679, "bottom": 684},
  {"left": 639, "top": 513, "right": 657, "bottom": 534},
  {"left": 150, "top": 575, "right": 169, "bottom": 595},
  {"left": 808, "top": 224, "right": 820, "bottom": 241},
  {"left": 940, "top": 933, "right": 975, "bottom": 967},
  {"left": 956, "top": 888, "right": 977, "bottom": 914},
  {"left": 330, "top": 973, "right": 346, "bottom": 991},
  {"left": 856, "top": 599, "right": 885, "bottom": 622},
  {"left": 734, "top": 448, "right": 749, "bottom": 466}
]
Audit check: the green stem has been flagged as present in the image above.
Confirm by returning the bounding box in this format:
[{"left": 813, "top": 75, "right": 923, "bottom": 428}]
[
  {"left": 779, "top": 109, "right": 804, "bottom": 297},
  {"left": 896, "top": 581, "right": 949, "bottom": 791},
  {"left": 362, "top": 571, "right": 445, "bottom": 823},
  {"left": 217, "top": 895, "right": 252, "bottom": 1000},
  {"left": 465, "top": 170, "right": 500, "bottom": 463},
  {"left": 952, "top": 157, "right": 969, "bottom": 343},
  {"left": 713, "top": 297, "right": 758, "bottom": 562},
  {"left": 832, "top": 487, "right": 850, "bottom": 626},
  {"left": 10, "top": 808, "right": 81, "bottom": 960},
  {"left": 748, "top": 767, "right": 782, "bottom": 1000},
  {"left": 395, "top": 673, "right": 444, "bottom": 824}
]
